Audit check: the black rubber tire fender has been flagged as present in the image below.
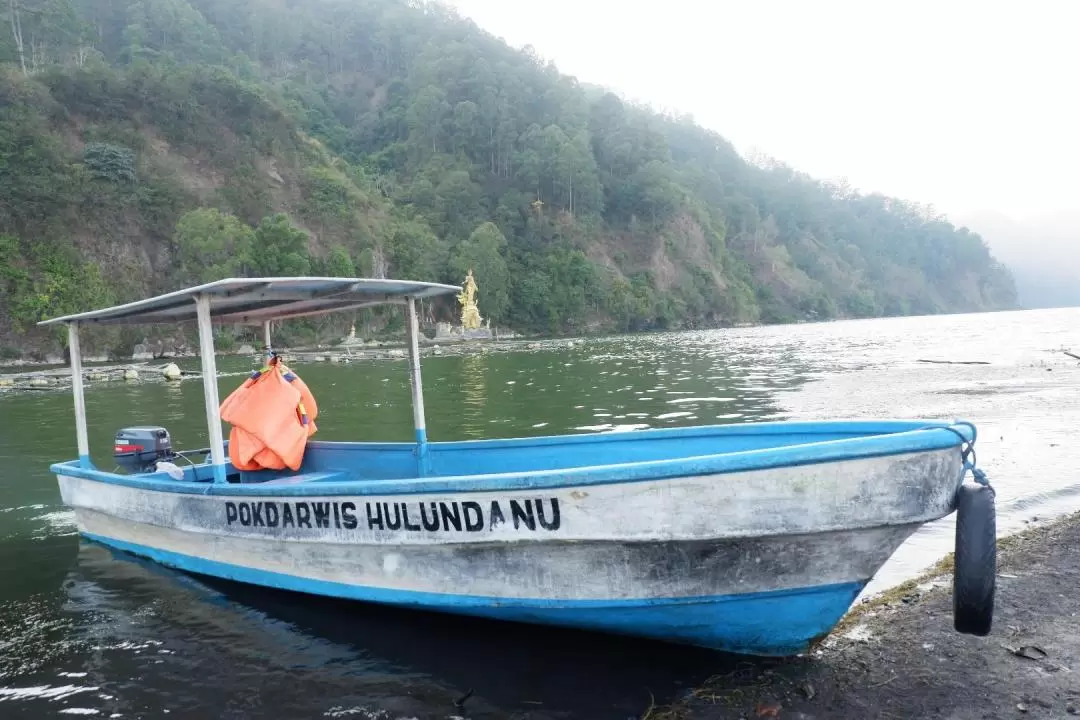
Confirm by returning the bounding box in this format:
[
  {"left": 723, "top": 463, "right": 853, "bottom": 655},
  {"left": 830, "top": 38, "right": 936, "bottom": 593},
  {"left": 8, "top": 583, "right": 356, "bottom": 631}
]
[{"left": 953, "top": 481, "right": 996, "bottom": 636}]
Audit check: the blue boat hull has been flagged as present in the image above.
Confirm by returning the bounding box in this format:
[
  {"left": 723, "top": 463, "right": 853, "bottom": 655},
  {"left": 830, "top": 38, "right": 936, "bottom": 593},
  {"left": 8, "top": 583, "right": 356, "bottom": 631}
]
[
  {"left": 53, "top": 421, "right": 974, "bottom": 656},
  {"left": 86, "top": 531, "right": 864, "bottom": 656}
]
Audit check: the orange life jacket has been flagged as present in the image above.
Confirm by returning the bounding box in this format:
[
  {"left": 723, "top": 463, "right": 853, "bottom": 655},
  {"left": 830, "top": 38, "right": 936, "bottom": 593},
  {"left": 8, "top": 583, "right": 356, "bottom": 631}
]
[{"left": 219, "top": 356, "right": 318, "bottom": 472}]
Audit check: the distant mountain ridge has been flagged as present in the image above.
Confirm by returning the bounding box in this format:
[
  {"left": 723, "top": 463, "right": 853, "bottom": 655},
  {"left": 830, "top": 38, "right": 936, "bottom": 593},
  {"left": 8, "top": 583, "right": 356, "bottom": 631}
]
[
  {"left": 959, "top": 211, "right": 1080, "bottom": 309},
  {"left": 0, "top": 0, "right": 1017, "bottom": 354}
]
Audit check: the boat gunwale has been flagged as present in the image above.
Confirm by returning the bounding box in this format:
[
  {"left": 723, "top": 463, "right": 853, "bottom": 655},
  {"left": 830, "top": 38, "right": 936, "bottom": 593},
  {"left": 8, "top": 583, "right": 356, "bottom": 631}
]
[{"left": 51, "top": 420, "right": 972, "bottom": 497}]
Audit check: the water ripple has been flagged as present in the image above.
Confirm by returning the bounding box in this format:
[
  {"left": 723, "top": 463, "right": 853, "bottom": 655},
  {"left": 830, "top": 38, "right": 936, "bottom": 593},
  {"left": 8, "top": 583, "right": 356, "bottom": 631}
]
[{"left": 1, "top": 307, "right": 1078, "bottom": 718}]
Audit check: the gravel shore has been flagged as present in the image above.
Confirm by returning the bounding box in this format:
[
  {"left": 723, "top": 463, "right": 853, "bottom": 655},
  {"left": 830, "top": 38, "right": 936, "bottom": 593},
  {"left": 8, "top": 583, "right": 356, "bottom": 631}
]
[{"left": 647, "top": 511, "right": 1080, "bottom": 720}]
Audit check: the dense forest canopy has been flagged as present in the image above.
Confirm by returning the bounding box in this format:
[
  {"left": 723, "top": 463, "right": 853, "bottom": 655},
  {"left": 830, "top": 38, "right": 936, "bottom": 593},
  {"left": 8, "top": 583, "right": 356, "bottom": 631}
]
[{"left": 0, "top": 0, "right": 1017, "bottom": 355}]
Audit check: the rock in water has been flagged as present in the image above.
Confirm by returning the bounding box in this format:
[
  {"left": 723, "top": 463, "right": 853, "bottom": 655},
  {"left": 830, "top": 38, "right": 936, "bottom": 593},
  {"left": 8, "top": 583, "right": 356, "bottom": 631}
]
[
  {"left": 123, "top": 369, "right": 139, "bottom": 381},
  {"left": 162, "top": 363, "right": 182, "bottom": 381}
]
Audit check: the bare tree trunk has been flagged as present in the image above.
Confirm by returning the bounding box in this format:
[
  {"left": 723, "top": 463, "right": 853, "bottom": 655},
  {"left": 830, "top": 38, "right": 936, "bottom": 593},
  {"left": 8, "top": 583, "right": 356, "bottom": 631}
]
[
  {"left": 371, "top": 246, "right": 388, "bottom": 279},
  {"left": 10, "top": 0, "right": 27, "bottom": 76}
]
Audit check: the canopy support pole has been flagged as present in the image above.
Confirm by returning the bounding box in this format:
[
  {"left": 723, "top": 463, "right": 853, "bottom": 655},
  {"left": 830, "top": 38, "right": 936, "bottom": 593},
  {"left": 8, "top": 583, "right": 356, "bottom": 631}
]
[
  {"left": 68, "top": 322, "right": 91, "bottom": 469},
  {"left": 195, "top": 294, "right": 227, "bottom": 483},
  {"left": 405, "top": 296, "right": 429, "bottom": 476},
  {"left": 263, "top": 320, "right": 272, "bottom": 356}
]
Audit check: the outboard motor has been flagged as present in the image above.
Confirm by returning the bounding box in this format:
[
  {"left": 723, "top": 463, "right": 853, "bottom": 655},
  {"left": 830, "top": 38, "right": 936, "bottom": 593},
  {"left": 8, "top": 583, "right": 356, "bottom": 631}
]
[{"left": 114, "top": 426, "right": 174, "bottom": 474}]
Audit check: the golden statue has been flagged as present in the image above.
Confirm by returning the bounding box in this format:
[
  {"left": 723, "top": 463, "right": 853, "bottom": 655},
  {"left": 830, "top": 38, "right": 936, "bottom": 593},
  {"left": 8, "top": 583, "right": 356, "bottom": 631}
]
[{"left": 458, "top": 269, "right": 483, "bottom": 331}]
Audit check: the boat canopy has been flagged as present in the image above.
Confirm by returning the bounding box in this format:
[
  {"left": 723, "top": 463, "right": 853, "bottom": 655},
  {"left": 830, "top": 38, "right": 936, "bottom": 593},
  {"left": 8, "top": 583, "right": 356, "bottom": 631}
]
[
  {"left": 43, "top": 277, "right": 460, "bottom": 482},
  {"left": 37, "top": 277, "right": 461, "bottom": 327}
]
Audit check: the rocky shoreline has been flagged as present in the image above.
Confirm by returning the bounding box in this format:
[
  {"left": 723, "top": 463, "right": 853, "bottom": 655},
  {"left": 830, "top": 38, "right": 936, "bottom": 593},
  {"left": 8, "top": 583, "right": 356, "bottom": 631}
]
[
  {"left": 0, "top": 338, "right": 580, "bottom": 392},
  {"left": 644, "top": 510, "right": 1080, "bottom": 720}
]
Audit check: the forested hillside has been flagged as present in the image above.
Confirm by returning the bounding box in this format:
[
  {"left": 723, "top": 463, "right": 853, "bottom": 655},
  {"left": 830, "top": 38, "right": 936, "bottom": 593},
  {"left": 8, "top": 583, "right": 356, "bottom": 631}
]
[{"left": 0, "top": 0, "right": 1017, "bottom": 355}]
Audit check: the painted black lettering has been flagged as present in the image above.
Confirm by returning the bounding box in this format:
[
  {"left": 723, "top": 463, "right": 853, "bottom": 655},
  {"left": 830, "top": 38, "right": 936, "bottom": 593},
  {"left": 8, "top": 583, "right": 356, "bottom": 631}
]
[
  {"left": 296, "top": 502, "right": 312, "bottom": 528},
  {"left": 225, "top": 502, "right": 238, "bottom": 525},
  {"left": 332, "top": 502, "right": 341, "bottom": 529},
  {"left": 401, "top": 503, "right": 421, "bottom": 531},
  {"left": 462, "top": 501, "right": 483, "bottom": 532},
  {"left": 366, "top": 502, "right": 384, "bottom": 530},
  {"left": 282, "top": 503, "right": 295, "bottom": 528},
  {"left": 238, "top": 502, "right": 252, "bottom": 526},
  {"left": 252, "top": 502, "right": 265, "bottom": 527},
  {"left": 312, "top": 502, "right": 331, "bottom": 529},
  {"left": 384, "top": 502, "right": 402, "bottom": 530},
  {"left": 440, "top": 502, "right": 462, "bottom": 531},
  {"left": 341, "top": 502, "right": 358, "bottom": 530},
  {"left": 535, "top": 498, "right": 561, "bottom": 531},
  {"left": 510, "top": 499, "right": 535, "bottom": 530},
  {"left": 489, "top": 501, "right": 506, "bottom": 528},
  {"left": 265, "top": 502, "right": 279, "bottom": 528},
  {"left": 420, "top": 502, "right": 440, "bottom": 531}
]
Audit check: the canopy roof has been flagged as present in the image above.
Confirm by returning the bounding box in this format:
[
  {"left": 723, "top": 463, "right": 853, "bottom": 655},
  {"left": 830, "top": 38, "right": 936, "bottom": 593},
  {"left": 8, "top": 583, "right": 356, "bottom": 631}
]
[{"left": 38, "top": 277, "right": 462, "bottom": 326}]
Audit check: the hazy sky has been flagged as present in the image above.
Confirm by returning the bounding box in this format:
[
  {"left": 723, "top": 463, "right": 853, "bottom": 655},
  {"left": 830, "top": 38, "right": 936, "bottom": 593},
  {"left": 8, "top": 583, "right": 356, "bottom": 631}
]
[{"left": 442, "top": 0, "right": 1078, "bottom": 228}]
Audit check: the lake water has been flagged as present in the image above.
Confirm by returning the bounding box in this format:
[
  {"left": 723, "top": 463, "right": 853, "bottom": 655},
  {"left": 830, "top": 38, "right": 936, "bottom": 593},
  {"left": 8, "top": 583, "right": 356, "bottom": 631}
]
[{"left": 2, "top": 307, "right": 1079, "bottom": 719}]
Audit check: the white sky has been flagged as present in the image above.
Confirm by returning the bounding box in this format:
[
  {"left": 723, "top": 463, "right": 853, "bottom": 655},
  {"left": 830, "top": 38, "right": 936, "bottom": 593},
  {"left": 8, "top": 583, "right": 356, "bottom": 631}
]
[{"left": 441, "top": 0, "right": 1079, "bottom": 228}]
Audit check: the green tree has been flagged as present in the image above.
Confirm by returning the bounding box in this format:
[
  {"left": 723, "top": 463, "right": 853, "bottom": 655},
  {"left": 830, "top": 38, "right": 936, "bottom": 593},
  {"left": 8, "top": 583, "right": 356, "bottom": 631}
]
[
  {"left": 386, "top": 220, "right": 438, "bottom": 280},
  {"left": 449, "top": 221, "right": 511, "bottom": 322},
  {"left": 433, "top": 168, "right": 484, "bottom": 241},
  {"left": 322, "top": 245, "right": 355, "bottom": 277},
  {"left": 173, "top": 208, "right": 254, "bottom": 283},
  {"left": 251, "top": 213, "right": 310, "bottom": 276},
  {"left": 631, "top": 160, "right": 683, "bottom": 225},
  {"left": 83, "top": 142, "right": 136, "bottom": 183},
  {"left": 2, "top": 237, "right": 114, "bottom": 335},
  {"left": 405, "top": 85, "right": 448, "bottom": 155}
]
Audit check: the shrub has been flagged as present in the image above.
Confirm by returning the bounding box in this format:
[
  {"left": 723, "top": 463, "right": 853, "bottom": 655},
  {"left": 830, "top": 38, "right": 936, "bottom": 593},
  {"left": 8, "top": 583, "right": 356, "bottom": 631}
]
[{"left": 83, "top": 143, "right": 137, "bottom": 184}]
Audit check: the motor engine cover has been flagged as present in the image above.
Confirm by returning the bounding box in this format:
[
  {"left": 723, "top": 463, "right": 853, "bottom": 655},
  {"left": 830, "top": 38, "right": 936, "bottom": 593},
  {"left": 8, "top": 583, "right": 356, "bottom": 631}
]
[{"left": 114, "top": 426, "right": 173, "bottom": 473}]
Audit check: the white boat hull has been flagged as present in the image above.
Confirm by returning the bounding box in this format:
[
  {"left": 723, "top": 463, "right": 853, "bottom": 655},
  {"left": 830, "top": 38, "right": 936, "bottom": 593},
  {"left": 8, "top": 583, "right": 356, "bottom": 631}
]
[{"left": 57, "top": 447, "right": 962, "bottom": 655}]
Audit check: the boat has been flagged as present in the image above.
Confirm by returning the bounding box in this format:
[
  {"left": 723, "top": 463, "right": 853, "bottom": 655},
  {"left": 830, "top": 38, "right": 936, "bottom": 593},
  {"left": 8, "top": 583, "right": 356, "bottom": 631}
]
[{"left": 42, "top": 277, "right": 997, "bottom": 657}]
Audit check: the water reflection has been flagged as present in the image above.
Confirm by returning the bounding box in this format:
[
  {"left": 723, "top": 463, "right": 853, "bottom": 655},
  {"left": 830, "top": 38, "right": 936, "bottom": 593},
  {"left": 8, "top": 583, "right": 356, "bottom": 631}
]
[
  {"left": 0, "top": 541, "right": 726, "bottom": 719},
  {"left": 456, "top": 352, "right": 488, "bottom": 440}
]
